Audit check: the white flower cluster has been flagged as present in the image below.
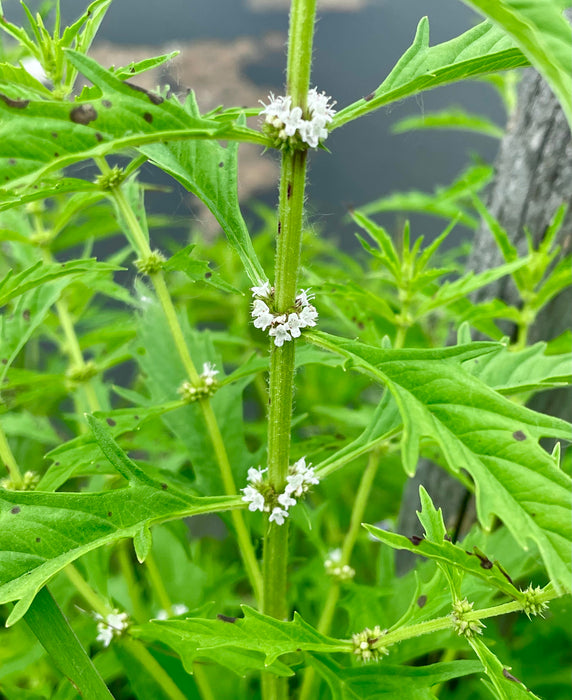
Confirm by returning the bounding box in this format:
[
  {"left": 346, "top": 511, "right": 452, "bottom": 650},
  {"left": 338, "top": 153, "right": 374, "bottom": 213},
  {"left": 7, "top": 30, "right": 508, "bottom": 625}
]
[
  {"left": 95, "top": 610, "right": 129, "bottom": 647},
  {"left": 178, "top": 362, "right": 219, "bottom": 401},
  {"left": 260, "top": 88, "right": 336, "bottom": 148},
  {"left": 241, "top": 457, "right": 319, "bottom": 526},
  {"left": 251, "top": 282, "right": 318, "bottom": 347},
  {"left": 324, "top": 549, "right": 355, "bottom": 582},
  {"left": 155, "top": 603, "right": 189, "bottom": 620}
]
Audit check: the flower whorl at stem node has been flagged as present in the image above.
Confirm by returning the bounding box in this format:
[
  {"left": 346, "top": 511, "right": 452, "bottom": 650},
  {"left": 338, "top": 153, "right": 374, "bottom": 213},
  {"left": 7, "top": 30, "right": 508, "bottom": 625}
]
[
  {"left": 251, "top": 283, "right": 318, "bottom": 347},
  {"left": 521, "top": 585, "right": 549, "bottom": 618},
  {"left": 451, "top": 598, "right": 485, "bottom": 638},
  {"left": 260, "top": 88, "right": 336, "bottom": 151},
  {"left": 324, "top": 549, "right": 355, "bottom": 582},
  {"left": 0, "top": 470, "right": 40, "bottom": 491},
  {"left": 178, "top": 362, "right": 219, "bottom": 402},
  {"left": 135, "top": 250, "right": 166, "bottom": 276},
  {"left": 352, "top": 626, "right": 389, "bottom": 663},
  {"left": 95, "top": 166, "right": 125, "bottom": 190},
  {"left": 241, "top": 457, "right": 319, "bottom": 524}
]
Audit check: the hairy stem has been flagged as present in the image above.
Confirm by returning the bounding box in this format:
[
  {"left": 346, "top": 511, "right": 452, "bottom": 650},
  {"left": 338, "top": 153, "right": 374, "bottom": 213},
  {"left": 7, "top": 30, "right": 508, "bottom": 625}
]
[
  {"left": 262, "top": 2, "right": 317, "bottom": 699},
  {"left": 0, "top": 422, "right": 24, "bottom": 489}
]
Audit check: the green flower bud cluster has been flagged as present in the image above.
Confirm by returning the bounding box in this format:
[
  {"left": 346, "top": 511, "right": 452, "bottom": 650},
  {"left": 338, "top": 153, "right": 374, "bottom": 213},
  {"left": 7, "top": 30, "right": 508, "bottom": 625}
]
[
  {"left": 451, "top": 598, "right": 485, "bottom": 638},
  {"left": 352, "top": 626, "right": 389, "bottom": 663}
]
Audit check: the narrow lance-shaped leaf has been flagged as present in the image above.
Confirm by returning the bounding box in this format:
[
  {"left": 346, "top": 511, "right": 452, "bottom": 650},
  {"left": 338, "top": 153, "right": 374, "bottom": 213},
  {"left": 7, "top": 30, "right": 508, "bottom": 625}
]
[
  {"left": 332, "top": 19, "right": 528, "bottom": 130},
  {"left": 306, "top": 331, "right": 572, "bottom": 594},
  {"left": 0, "top": 417, "right": 241, "bottom": 626},
  {"left": 458, "top": 0, "right": 572, "bottom": 127}
]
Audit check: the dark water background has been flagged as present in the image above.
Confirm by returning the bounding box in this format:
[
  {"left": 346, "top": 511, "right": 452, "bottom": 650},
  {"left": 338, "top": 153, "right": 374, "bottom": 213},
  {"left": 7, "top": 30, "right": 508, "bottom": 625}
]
[{"left": 11, "top": 0, "right": 507, "bottom": 248}]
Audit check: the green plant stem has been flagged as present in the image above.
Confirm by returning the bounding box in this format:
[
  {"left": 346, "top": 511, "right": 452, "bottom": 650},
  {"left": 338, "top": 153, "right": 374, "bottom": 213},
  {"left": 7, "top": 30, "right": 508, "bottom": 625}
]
[
  {"left": 99, "top": 161, "right": 262, "bottom": 603},
  {"left": 117, "top": 541, "right": 147, "bottom": 623},
  {"left": 145, "top": 551, "right": 173, "bottom": 615},
  {"left": 36, "top": 232, "right": 100, "bottom": 416},
  {"left": 0, "top": 421, "right": 24, "bottom": 489},
  {"left": 118, "top": 637, "right": 188, "bottom": 700},
  {"left": 262, "top": 2, "right": 317, "bottom": 699},
  {"left": 64, "top": 564, "right": 111, "bottom": 618},
  {"left": 193, "top": 664, "right": 217, "bottom": 700},
  {"left": 299, "top": 450, "right": 381, "bottom": 700}
]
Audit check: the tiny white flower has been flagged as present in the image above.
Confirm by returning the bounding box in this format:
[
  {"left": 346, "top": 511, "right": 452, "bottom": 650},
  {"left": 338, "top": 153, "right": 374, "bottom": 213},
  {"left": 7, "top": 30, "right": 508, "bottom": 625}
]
[
  {"left": 269, "top": 507, "right": 289, "bottom": 525},
  {"left": 253, "top": 304, "right": 275, "bottom": 331},
  {"left": 291, "top": 456, "right": 307, "bottom": 474},
  {"left": 201, "top": 362, "right": 219, "bottom": 385},
  {"left": 299, "top": 304, "right": 318, "bottom": 327},
  {"left": 307, "top": 88, "right": 337, "bottom": 123},
  {"left": 269, "top": 323, "right": 292, "bottom": 347},
  {"left": 247, "top": 466, "right": 266, "bottom": 483},
  {"left": 287, "top": 313, "right": 303, "bottom": 338},
  {"left": 241, "top": 485, "right": 265, "bottom": 512},
  {"left": 251, "top": 281, "right": 272, "bottom": 298},
  {"left": 296, "top": 288, "right": 315, "bottom": 306},
  {"left": 95, "top": 611, "right": 129, "bottom": 647},
  {"left": 173, "top": 604, "right": 189, "bottom": 616},
  {"left": 155, "top": 609, "right": 168, "bottom": 620},
  {"left": 278, "top": 491, "right": 297, "bottom": 508},
  {"left": 299, "top": 119, "right": 328, "bottom": 148},
  {"left": 282, "top": 105, "right": 304, "bottom": 137}
]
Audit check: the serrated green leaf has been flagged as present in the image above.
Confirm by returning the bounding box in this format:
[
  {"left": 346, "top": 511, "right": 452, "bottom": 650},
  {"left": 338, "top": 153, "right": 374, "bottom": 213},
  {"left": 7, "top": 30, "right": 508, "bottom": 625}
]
[
  {"left": 133, "top": 526, "right": 152, "bottom": 563},
  {"left": 0, "top": 421, "right": 241, "bottom": 625},
  {"left": 0, "top": 259, "right": 120, "bottom": 307},
  {"left": 333, "top": 20, "right": 528, "bottom": 130},
  {"left": 113, "top": 51, "right": 179, "bottom": 81},
  {"left": 164, "top": 244, "right": 241, "bottom": 294},
  {"left": 307, "top": 654, "right": 483, "bottom": 700},
  {"left": 465, "top": 342, "right": 572, "bottom": 394},
  {"left": 364, "top": 525, "right": 522, "bottom": 600},
  {"left": 134, "top": 605, "right": 351, "bottom": 669},
  {"left": 0, "top": 63, "right": 53, "bottom": 100},
  {"left": 458, "top": 0, "right": 572, "bottom": 127},
  {"left": 391, "top": 108, "right": 505, "bottom": 138},
  {"left": 306, "top": 331, "right": 572, "bottom": 593},
  {"left": 468, "top": 636, "right": 541, "bottom": 700}
]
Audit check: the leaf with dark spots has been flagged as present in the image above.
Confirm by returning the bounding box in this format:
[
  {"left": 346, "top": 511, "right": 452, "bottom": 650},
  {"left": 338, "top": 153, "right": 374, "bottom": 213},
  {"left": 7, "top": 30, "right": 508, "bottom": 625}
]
[
  {"left": 70, "top": 104, "right": 98, "bottom": 125},
  {"left": 409, "top": 535, "right": 424, "bottom": 545},
  {"left": 106, "top": 418, "right": 116, "bottom": 426},
  {"left": 22, "top": 309, "right": 30, "bottom": 321},
  {"left": 102, "top": 100, "right": 112, "bottom": 108},
  {"left": 217, "top": 614, "right": 237, "bottom": 623},
  {"left": 471, "top": 546, "right": 493, "bottom": 570},
  {"left": 125, "top": 82, "right": 164, "bottom": 105},
  {"left": 513, "top": 430, "right": 526, "bottom": 441},
  {"left": 417, "top": 595, "right": 427, "bottom": 607},
  {"left": 10, "top": 507, "right": 21, "bottom": 514},
  {"left": 143, "top": 112, "right": 153, "bottom": 123},
  {"left": 160, "top": 483, "right": 168, "bottom": 490},
  {"left": 95, "top": 132, "right": 104, "bottom": 142},
  {"left": 364, "top": 92, "right": 375, "bottom": 101},
  {"left": 502, "top": 668, "right": 523, "bottom": 684},
  {"left": 0, "top": 94, "right": 30, "bottom": 109},
  {"left": 8, "top": 158, "right": 16, "bottom": 165}
]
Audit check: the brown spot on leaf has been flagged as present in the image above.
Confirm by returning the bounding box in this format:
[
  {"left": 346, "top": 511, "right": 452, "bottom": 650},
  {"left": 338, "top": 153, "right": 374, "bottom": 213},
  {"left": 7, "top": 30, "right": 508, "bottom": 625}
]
[
  {"left": 1, "top": 359, "right": 6, "bottom": 365},
  {"left": 470, "top": 546, "right": 493, "bottom": 569},
  {"left": 70, "top": 104, "right": 98, "bottom": 125},
  {"left": 36, "top": 537, "right": 41, "bottom": 542},
  {"left": 0, "top": 93, "right": 29, "bottom": 109},
  {"left": 8, "top": 158, "right": 16, "bottom": 165},
  {"left": 277, "top": 221, "right": 281, "bottom": 235},
  {"left": 95, "top": 132, "right": 104, "bottom": 142},
  {"left": 205, "top": 272, "right": 212, "bottom": 279},
  {"left": 143, "top": 112, "right": 153, "bottom": 123},
  {"left": 287, "top": 182, "right": 292, "bottom": 199},
  {"left": 513, "top": 430, "right": 526, "bottom": 441},
  {"left": 107, "top": 511, "right": 113, "bottom": 517},
  {"left": 125, "top": 82, "right": 163, "bottom": 105},
  {"left": 364, "top": 92, "right": 375, "bottom": 102},
  {"left": 161, "top": 483, "right": 168, "bottom": 490},
  {"left": 54, "top": 152, "right": 59, "bottom": 158},
  {"left": 218, "top": 161, "right": 224, "bottom": 167},
  {"left": 22, "top": 309, "right": 30, "bottom": 321},
  {"left": 502, "top": 669, "right": 523, "bottom": 684},
  {"left": 11, "top": 506, "right": 20, "bottom": 514},
  {"left": 495, "top": 561, "right": 513, "bottom": 585},
  {"left": 409, "top": 535, "right": 424, "bottom": 546},
  {"left": 134, "top": 415, "right": 139, "bottom": 421},
  {"left": 52, "top": 132, "right": 58, "bottom": 138},
  {"left": 106, "top": 418, "right": 116, "bottom": 427},
  {"left": 217, "top": 614, "right": 236, "bottom": 623},
  {"left": 417, "top": 595, "right": 427, "bottom": 608},
  {"left": 102, "top": 100, "right": 112, "bottom": 109}
]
